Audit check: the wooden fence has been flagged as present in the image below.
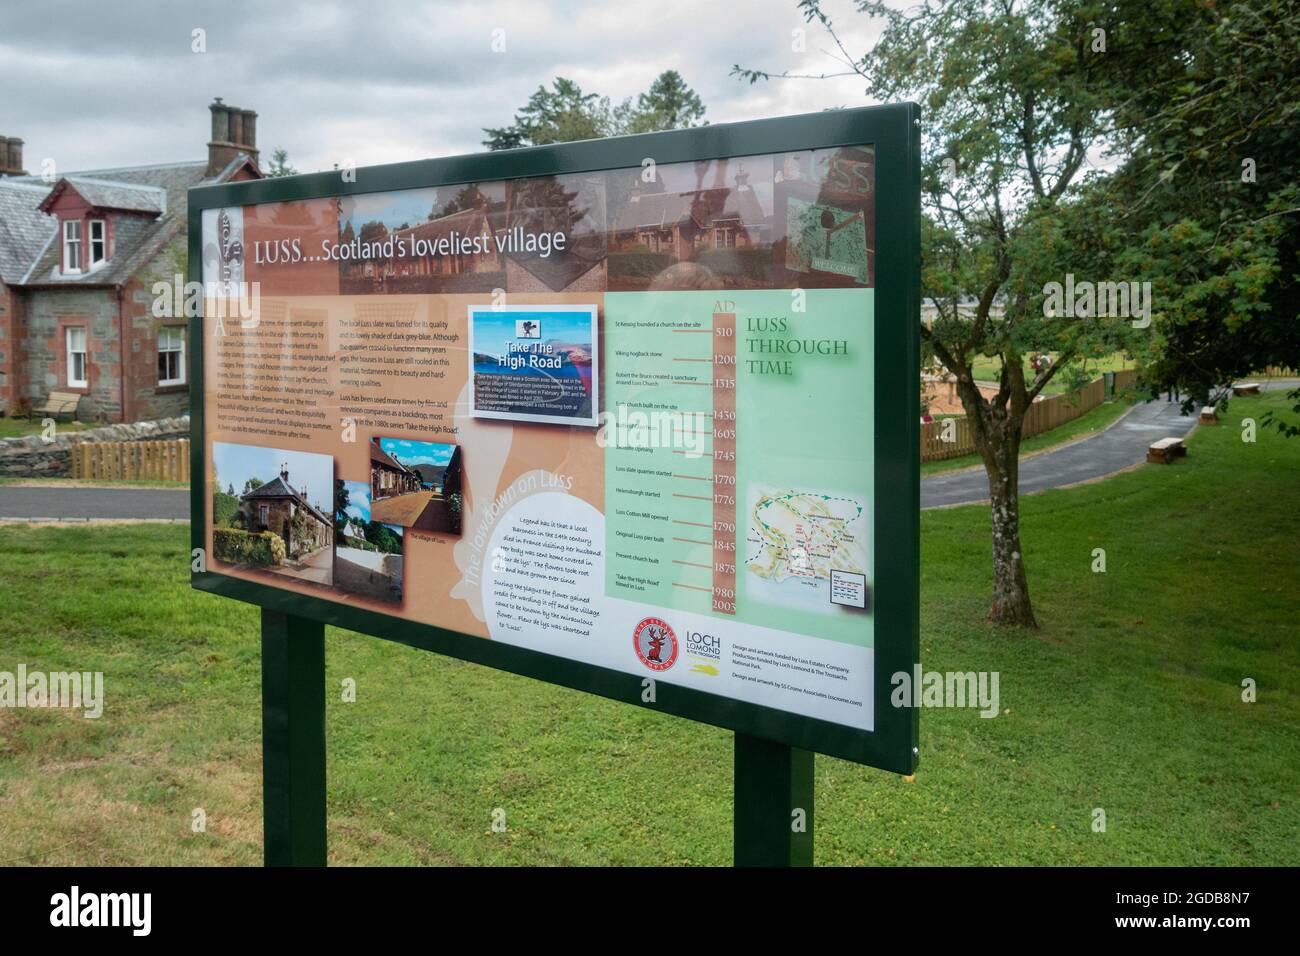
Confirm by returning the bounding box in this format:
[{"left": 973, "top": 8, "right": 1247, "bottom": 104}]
[
  {"left": 922, "top": 369, "right": 1137, "bottom": 462},
  {"left": 71, "top": 439, "right": 190, "bottom": 481}
]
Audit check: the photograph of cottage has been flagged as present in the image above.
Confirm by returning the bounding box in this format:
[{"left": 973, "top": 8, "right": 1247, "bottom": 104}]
[
  {"left": 369, "top": 436, "right": 463, "bottom": 534},
  {"left": 337, "top": 183, "right": 507, "bottom": 294},
  {"left": 0, "top": 99, "right": 260, "bottom": 423},
  {"left": 606, "top": 156, "right": 774, "bottom": 290},
  {"left": 211, "top": 442, "right": 335, "bottom": 586},
  {"left": 334, "top": 479, "right": 403, "bottom": 604}
]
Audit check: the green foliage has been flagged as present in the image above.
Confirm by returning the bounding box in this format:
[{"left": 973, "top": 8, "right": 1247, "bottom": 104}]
[
  {"left": 333, "top": 479, "right": 350, "bottom": 531},
  {"left": 363, "top": 520, "right": 402, "bottom": 555},
  {"left": 1093, "top": 0, "right": 1300, "bottom": 424},
  {"left": 213, "top": 527, "right": 284, "bottom": 566},
  {"left": 264, "top": 148, "right": 298, "bottom": 178},
  {"left": 212, "top": 489, "right": 239, "bottom": 529},
  {"left": 695, "top": 247, "right": 771, "bottom": 282},
  {"left": 483, "top": 72, "right": 706, "bottom": 150},
  {"left": 607, "top": 250, "right": 674, "bottom": 278},
  {"left": 242, "top": 477, "right": 263, "bottom": 495}
]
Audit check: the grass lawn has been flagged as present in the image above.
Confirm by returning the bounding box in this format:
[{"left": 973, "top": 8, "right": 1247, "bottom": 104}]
[
  {"left": 0, "top": 417, "right": 94, "bottom": 441},
  {"left": 922, "top": 399, "right": 1133, "bottom": 477},
  {"left": 0, "top": 477, "right": 187, "bottom": 489},
  {"left": 0, "top": 393, "right": 1296, "bottom": 866},
  {"left": 971, "top": 352, "right": 1136, "bottom": 395}
]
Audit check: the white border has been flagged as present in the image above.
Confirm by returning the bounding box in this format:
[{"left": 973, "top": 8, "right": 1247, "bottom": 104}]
[{"left": 467, "top": 303, "right": 600, "bottom": 427}]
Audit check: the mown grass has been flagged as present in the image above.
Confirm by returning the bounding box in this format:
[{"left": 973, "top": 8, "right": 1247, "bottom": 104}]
[
  {"left": 970, "top": 351, "right": 1137, "bottom": 395},
  {"left": 0, "top": 417, "right": 93, "bottom": 441},
  {"left": 922, "top": 398, "right": 1133, "bottom": 477},
  {"left": 0, "top": 394, "right": 1296, "bottom": 865}
]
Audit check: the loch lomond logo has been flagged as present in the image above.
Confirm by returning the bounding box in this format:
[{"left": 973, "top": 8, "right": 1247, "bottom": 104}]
[{"left": 633, "top": 617, "right": 678, "bottom": 671}]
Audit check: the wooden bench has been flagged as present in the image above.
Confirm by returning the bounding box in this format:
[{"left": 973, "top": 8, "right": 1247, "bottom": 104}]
[
  {"left": 1199, "top": 406, "right": 1218, "bottom": 425},
  {"left": 1232, "top": 382, "right": 1262, "bottom": 396},
  {"left": 1147, "top": 436, "right": 1187, "bottom": 464},
  {"left": 29, "top": 390, "right": 81, "bottom": 423}
]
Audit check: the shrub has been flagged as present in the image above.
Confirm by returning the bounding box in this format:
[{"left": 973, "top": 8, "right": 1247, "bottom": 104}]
[
  {"left": 608, "top": 250, "right": 673, "bottom": 279},
  {"left": 213, "top": 528, "right": 285, "bottom": 567},
  {"left": 695, "top": 247, "right": 772, "bottom": 282}
]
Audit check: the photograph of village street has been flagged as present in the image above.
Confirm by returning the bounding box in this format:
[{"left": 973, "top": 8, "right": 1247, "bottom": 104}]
[
  {"left": 368, "top": 437, "right": 463, "bottom": 534},
  {"left": 0, "top": 0, "right": 1296, "bottom": 922}
]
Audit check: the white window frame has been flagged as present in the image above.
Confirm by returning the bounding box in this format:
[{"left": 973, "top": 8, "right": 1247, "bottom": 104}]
[
  {"left": 66, "top": 327, "right": 88, "bottom": 388},
  {"left": 62, "top": 219, "right": 82, "bottom": 274},
  {"left": 89, "top": 219, "right": 106, "bottom": 268},
  {"left": 258, "top": 504, "right": 270, "bottom": 526},
  {"left": 158, "top": 326, "right": 186, "bottom": 386}
]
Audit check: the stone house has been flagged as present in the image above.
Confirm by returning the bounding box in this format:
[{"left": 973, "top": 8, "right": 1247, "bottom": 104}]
[
  {"left": 610, "top": 171, "right": 770, "bottom": 259},
  {"left": 0, "top": 100, "right": 261, "bottom": 422},
  {"left": 370, "top": 437, "right": 421, "bottom": 501},
  {"left": 239, "top": 465, "right": 334, "bottom": 557}
]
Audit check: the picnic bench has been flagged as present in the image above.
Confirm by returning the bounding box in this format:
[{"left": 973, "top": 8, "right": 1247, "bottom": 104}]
[
  {"left": 1199, "top": 406, "right": 1219, "bottom": 425},
  {"left": 1147, "top": 436, "right": 1187, "bottom": 464},
  {"left": 1232, "top": 382, "right": 1262, "bottom": 396},
  {"left": 28, "top": 390, "right": 82, "bottom": 423}
]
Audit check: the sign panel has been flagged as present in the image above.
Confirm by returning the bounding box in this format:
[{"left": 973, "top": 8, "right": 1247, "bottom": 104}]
[{"left": 190, "top": 106, "right": 919, "bottom": 770}]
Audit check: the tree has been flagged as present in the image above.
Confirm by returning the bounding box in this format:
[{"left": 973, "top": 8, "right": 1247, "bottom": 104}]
[
  {"left": 334, "top": 478, "right": 350, "bottom": 532},
  {"left": 265, "top": 148, "right": 298, "bottom": 178},
  {"left": 737, "top": 1, "right": 1146, "bottom": 626},
  {"left": 623, "top": 70, "right": 707, "bottom": 133},
  {"left": 1098, "top": 0, "right": 1299, "bottom": 426},
  {"left": 243, "top": 477, "right": 264, "bottom": 494},
  {"left": 483, "top": 72, "right": 707, "bottom": 149},
  {"left": 484, "top": 77, "right": 609, "bottom": 149}
]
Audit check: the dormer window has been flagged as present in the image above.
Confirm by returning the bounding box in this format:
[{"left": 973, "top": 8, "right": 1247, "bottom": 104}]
[
  {"left": 89, "top": 220, "right": 106, "bottom": 267},
  {"left": 63, "top": 220, "right": 82, "bottom": 273}
]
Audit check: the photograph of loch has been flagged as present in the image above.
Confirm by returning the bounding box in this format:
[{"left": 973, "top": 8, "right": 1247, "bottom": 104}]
[
  {"left": 210, "top": 442, "right": 335, "bottom": 587},
  {"left": 369, "top": 436, "right": 464, "bottom": 535},
  {"left": 334, "top": 479, "right": 404, "bottom": 604}
]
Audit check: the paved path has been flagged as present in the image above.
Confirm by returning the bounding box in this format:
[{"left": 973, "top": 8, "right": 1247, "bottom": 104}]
[
  {"left": 0, "top": 382, "right": 1291, "bottom": 520},
  {"left": 0, "top": 485, "right": 188, "bottom": 520}
]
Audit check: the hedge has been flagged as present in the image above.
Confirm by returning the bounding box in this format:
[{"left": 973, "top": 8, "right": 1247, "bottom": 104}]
[
  {"left": 214, "top": 528, "right": 285, "bottom": 567},
  {"left": 607, "top": 250, "right": 673, "bottom": 278}
]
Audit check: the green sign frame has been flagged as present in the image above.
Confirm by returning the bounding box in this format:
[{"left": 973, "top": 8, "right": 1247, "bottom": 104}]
[{"left": 187, "top": 104, "right": 920, "bottom": 780}]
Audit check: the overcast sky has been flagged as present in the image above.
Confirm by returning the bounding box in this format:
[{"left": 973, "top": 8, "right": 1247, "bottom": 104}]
[{"left": 1, "top": 0, "right": 888, "bottom": 176}]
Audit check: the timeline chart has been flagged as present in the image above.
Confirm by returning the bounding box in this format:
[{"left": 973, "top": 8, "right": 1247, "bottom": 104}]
[{"left": 712, "top": 311, "right": 737, "bottom": 616}]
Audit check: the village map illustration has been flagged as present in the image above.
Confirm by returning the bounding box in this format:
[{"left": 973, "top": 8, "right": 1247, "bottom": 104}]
[{"left": 744, "top": 488, "right": 866, "bottom": 601}]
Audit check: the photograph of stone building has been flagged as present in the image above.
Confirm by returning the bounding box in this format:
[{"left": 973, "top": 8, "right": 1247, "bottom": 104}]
[{"left": 211, "top": 442, "right": 335, "bottom": 586}]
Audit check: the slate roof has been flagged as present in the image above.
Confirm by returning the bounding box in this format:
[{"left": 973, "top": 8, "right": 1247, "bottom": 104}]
[
  {"left": 1, "top": 154, "right": 255, "bottom": 288},
  {"left": 242, "top": 474, "right": 331, "bottom": 526},
  {"left": 40, "top": 176, "right": 167, "bottom": 215},
  {"left": 370, "top": 439, "right": 417, "bottom": 475},
  {"left": 613, "top": 185, "right": 769, "bottom": 234},
  {"left": 0, "top": 180, "right": 55, "bottom": 284}
]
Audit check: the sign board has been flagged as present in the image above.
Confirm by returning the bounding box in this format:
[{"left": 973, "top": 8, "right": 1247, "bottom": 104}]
[{"left": 189, "top": 105, "right": 919, "bottom": 772}]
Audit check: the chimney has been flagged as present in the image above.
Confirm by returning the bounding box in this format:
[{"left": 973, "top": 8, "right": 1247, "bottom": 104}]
[
  {"left": 207, "top": 98, "right": 259, "bottom": 176},
  {"left": 0, "top": 137, "right": 25, "bottom": 177},
  {"left": 280, "top": 463, "right": 289, "bottom": 482}
]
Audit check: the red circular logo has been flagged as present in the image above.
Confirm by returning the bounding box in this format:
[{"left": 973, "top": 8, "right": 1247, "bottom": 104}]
[{"left": 633, "top": 617, "right": 678, "bottom": 671}]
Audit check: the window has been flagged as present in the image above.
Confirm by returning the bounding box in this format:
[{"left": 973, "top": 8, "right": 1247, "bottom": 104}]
[
  {"left": 89, "top": 220, "right": 106, "bottom": 267},
  {"left": 66, "top": 327, "right": 88, "bottom": 387},
  {"left": 158, "top": 326, "right": 185, "bottom": 386},
  {"left": 62, "top": 220, "right": 82, "bottom": 273},
  {"left": 258, "top": 504, "right": 269, "bottom": 526}
]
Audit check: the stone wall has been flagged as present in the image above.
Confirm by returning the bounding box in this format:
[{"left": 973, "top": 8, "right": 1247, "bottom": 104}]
[{"left": 0, "top": 415, "right": 189, "bottom": 477}]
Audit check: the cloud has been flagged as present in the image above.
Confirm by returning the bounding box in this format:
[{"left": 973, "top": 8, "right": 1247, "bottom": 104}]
[{"left": 1, "top": 0, "right": 887, "bottom": 173}]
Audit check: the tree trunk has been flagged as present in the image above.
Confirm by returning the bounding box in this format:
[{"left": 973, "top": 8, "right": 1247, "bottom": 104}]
[{"left": 983, "top": 416, "right": 1037, "bottom": 627}]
